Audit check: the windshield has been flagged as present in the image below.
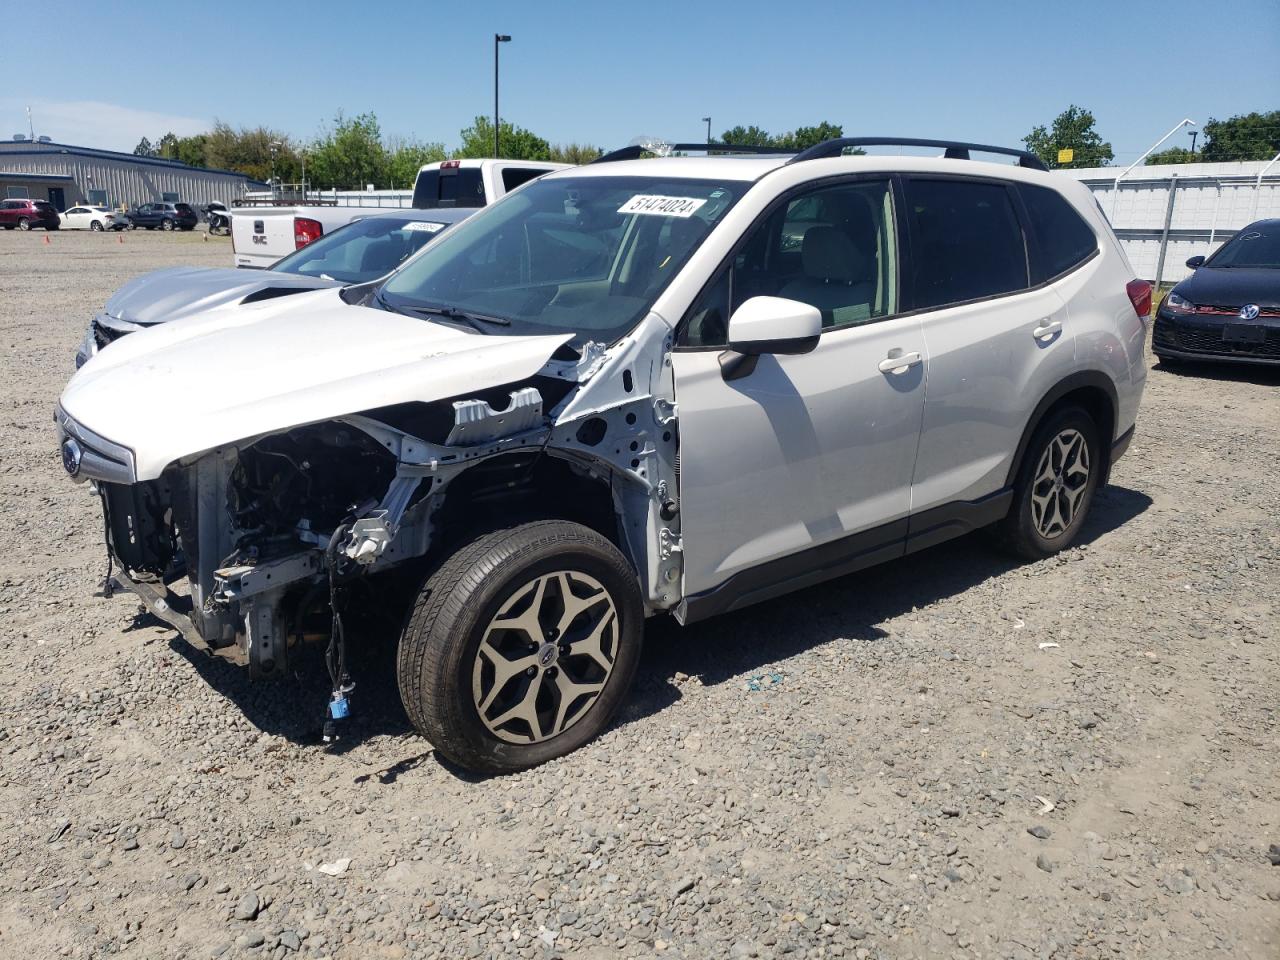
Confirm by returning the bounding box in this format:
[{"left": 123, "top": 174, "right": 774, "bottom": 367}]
[
  {"left": 1208, "top": 224, "right": 1280, "bottom": 268},
  {"left": 381, "top": 175, "right": 750, "bottom": 342},
  {"left": 271, "top": 216, "right": 452, "bottom": 283}
]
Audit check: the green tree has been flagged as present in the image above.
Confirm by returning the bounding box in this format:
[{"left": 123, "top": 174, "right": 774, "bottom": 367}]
[
  {"left": 774, "top": 121, "right": 844, "bottom": 150},
  {"left": 204, "top": 121, "right": 299, "bottom": 182},
  {"left": 173, "top": 134, "right": 208, "bottom": 168},
  {"left": 307, "top": 112, "right": 387, "bottom": 189},
  {"left": 456, "top": 116, "right": 551, "bottom": 160},
  {"left": 1145, "top": 146, "right": 1198, "bottom": 165},
  {"left": 549, "top": 143, "right": 602, "bottom": 164},
  {"left": 718, "top": 125, "right": 773, "bottom": 147},
  {"left": 1023, "top": 105, "right": 1114, "bottom": 168},
  {"left": 132, "top": 136, "right": 156, "bottom": 157},
  {"left": 1200, "top": 111, "right": 1280, "bottom": 162},
  {"left": 155, "top": 132, "right": 179, "bottom": 159},
  {"left": 385, "top": 138, "right": 447, "bottom": 189}
]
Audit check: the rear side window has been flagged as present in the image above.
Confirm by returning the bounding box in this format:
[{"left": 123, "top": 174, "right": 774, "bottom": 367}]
[
  {"left": 1018, "top": 184, "right": 1097, "bottom": 282},
  {"left": 904, "top": 178, "right": 1028, "bottom": 310},
  {"left": 412, "top": 168, "right": 485, "bottom": 209},
  {"left": 501, "top": 167, "right": 547, "bottom": 192}
]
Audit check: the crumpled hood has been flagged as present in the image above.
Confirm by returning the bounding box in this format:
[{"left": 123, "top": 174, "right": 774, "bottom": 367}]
[
  {"left": 61, "top": 288, "right": 573, "bottom": 481},
  {"left": 1172, "top": 267, "right": 1280, "bottom": 310},
  {"left": 102, "top": 266, "right": 335, "bottom": 326}
]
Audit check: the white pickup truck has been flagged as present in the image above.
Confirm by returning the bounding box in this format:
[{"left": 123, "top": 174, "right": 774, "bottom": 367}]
[{"left": 231, "top": 159, "right": 571, "bottom": 269}]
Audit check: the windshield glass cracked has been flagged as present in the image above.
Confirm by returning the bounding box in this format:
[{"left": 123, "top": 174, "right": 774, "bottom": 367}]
[{"left": 380, "top": 175, "right": 750, "bottom": 344}]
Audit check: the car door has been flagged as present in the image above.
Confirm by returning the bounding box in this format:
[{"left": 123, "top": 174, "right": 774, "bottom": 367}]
[
  {"left": 0, "top": 201, "right": 12, "bottom": 226},
  {"left": 673, "top": 177, "right": 928, "bottom": 608},
  {"left": 64, "top": 207, "right": 84, "bottom": 228},
  {"left": 902, "top": 175, "right": 1074, "bottom": 517}
]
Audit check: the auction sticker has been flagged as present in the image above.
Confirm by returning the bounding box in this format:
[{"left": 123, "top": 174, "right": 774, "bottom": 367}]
[
  {"left": 403, "top": 221, "right": 446, "bottom": 232},
  {"left": 618, "top": 195, "right": 707, "bottom": 218}
]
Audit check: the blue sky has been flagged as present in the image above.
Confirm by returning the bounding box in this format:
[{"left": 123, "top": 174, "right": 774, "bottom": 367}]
[{"left": 3, "top": 0, "right": 1277, "bottom": 161}]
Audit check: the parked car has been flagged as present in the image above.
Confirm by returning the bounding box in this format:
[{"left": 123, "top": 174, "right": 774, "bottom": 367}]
[
  {"left": 0, "top": 198, "right": 60, "bottom": 230},
  {"left": 76, "top": 208, "right": 472, "bottom": 367},
  {"left": 56, "top": 137, "right": 1149, "bottom": 774},
  {"left": 126, "top": 202, "right": 199, "bottom": 231},
  {"left": 1153, "top": 218, "right": 1280, "bottom": 366},
  {"left": 411, "top": 158, "right": 571, "bottom": 209},
  {"left": 60, "top": 205, "right": 128, "bottom": 232}
]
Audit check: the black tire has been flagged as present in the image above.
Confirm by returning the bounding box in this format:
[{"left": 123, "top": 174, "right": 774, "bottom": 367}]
[
  {"left": 17, "top": 218, "right": 30, "bottom": 231},
  {"left": 90, "top": 220, "right": 103, "bottom": 232},
  {"left": 161, "top": 219, "right": 174, "bottom": 231},
  {"left": 994, "top": 404, "right": 1101, "bottom": 561},
  {"left": 397, "top": 520, "right": 643, "bottom": 774}
]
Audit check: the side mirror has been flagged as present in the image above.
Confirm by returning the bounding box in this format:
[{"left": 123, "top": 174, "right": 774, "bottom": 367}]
[
  {"left": 727, "top": 296, "right": 821, "bottom": 356},
  {"left": 1185, "top": 255, "right": 1206, "bottom": 269},
  {"left": 720, "top": 296, "right": 822, "bottom": 382}
]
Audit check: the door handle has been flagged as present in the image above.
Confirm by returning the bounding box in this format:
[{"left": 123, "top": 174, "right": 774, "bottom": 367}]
[
  {"left": 878, "top": 351, "right": 922, "bottom": 375},
  {"left": 1033, "top": 319, "right": 1063, "bottom": 341}
]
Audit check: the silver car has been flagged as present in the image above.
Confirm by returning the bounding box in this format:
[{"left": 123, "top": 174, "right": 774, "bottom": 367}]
[{"left": 75, "top": 207, "right": 473, "bottom": 367}]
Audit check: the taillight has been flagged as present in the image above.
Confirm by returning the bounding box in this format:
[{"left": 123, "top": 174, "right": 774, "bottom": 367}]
[
  {"left": 294, "top": 217, "right": 322, "bottom": 249},
  {"left": 441, "top": 160, "right": 461, "bottom": 169},
  {"left": 1126, "top": 279, "right": 1152, "bottom": 319}
]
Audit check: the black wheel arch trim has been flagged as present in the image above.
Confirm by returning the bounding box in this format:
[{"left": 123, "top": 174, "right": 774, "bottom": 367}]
[{"left": 1005, "top": 371, "right": 1119, "bottom": 489}]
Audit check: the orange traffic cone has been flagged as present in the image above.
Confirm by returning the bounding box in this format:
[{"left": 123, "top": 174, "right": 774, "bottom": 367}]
[
  {"left": 118, "top": 234, "right": 124, "bottom": 244},
  {"left": 43, "top": 235, "right": 51, "bottom": 245}
]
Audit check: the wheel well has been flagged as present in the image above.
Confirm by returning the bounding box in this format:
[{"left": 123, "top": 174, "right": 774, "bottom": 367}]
[
  {"left": 1007, "top": 375, "right": 1118, "bottom": 488},
  {"left": 431, "top": 452, "right": 622, "bottom": 558}
]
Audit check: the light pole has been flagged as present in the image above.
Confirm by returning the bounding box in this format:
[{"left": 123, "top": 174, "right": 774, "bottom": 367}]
[
  {"left": 702, "top": 116, "right": 711, "bottom": 145},
  {"left": 494, "top": 34, "right": 511, "bottom": 157},
  {"left": 270, "top": 140, "right": 283, "bottom": 195},
  {"left": 1188, "top": 130, "right": 1199, "bottom": 154}
]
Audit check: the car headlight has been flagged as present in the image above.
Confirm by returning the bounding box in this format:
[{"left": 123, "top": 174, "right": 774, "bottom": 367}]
[{"left": 1164, "top": 292, "right": 1195, "bottom": 315}]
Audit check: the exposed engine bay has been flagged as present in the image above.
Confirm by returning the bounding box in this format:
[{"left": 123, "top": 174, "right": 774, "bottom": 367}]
[{"left": 81, "top": 322, "right": 685, "bottom": 710}]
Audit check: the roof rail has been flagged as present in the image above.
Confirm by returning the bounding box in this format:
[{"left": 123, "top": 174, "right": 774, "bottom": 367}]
[
  {"left": 787, "top": 137, "right": 1048, "bottom": 171},
  {"left": 592, "top": 142, "right": 796, "bottom": 164}
]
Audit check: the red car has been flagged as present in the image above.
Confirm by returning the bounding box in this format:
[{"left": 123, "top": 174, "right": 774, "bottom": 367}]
[{"left": 0, "top": 199, "right": 60, "bottom": 230}]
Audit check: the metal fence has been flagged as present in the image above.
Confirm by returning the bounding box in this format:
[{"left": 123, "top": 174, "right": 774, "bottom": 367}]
[
  {"left": 1064, "top": 159, "right": 1280, "bottom": 288},
  {"left": 241, "top": 186, "right": 413, "bottom": 208}
]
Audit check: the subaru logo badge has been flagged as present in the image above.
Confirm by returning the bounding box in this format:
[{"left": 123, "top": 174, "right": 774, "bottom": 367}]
[
  {"left": 1239, "top": 303, "right": 1260, "bottom": 321},
  {"left": 61, "top": 436, "right": 83, "bottom": 477}
]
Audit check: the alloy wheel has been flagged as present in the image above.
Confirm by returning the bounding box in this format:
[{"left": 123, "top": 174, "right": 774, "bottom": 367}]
[
  {"left": 471, "top": 570, "right": 618, "bottom": 744},
  {"left": 1030, "top": 428, "right": 1090, "bottom": 539}
]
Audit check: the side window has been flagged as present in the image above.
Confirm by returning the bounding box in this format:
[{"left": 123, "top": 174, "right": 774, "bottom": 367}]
[
  {"left": 904, "top": 178, "right": 1027, "bottom": 310},
  {"left": 501, "top": 167, "right": 546, "bottom": 192},
  {"left": 681, "top": 179, "right": 898, "bottom": 347},
  {"left": 1018, "top": 183, "right": 1097, "bottom": 282}
]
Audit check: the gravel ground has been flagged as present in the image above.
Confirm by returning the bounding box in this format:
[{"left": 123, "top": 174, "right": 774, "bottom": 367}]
[{"left": 0, "top": 229, "right": 1277, "bottom": 960}]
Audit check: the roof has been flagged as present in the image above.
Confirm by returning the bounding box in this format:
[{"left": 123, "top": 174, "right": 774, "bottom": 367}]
[
  {"left": 544, "top": 153, "right": 1060, "bottom": 184},
  {"left": 0, "top": 170, "right": 75, "bottom": 181},
  {"left": 0, "top": 140, "right": 267, "bottom": 185},
  {"left": 417, "top": 159, "right": 573, "bottom": 172}
]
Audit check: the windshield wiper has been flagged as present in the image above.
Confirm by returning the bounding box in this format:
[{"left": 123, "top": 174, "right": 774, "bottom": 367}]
[{"left": 400, "top": 303, "right": 512, "bottom": 331}]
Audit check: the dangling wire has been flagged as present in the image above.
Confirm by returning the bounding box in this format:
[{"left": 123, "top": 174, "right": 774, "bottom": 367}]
[
  {"left": 322, "top": 524, "right": 354, "bottom": 742},
  {"left": 98, "top": 489, "right": 115, "bottom": 599}
]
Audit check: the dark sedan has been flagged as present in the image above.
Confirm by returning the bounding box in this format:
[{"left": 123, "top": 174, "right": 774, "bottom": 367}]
[{"left": 1153, "top": 219, "right": 1280, "bottom": 366}]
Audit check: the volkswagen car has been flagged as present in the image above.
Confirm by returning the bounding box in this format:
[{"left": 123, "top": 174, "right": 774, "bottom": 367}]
[{"left": 1153, "top": 219, "right": 1280, "bottom": 366}]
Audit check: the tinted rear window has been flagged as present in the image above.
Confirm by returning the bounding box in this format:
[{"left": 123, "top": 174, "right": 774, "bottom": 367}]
[
  {"left": 501, "top": 167, "right": 548, "bottom": 192},
  {"left": 904, "top": 178, "right": 1028, "bottom": 310},
  {"left": 412, "top": 168, "right": 485, "bottom": 209},
  {"left": 175, "top": 203, "right": 194, "bottom": 213},
  {"left": 1018, "top": 184, "right": 1097, "bottom": 282}
]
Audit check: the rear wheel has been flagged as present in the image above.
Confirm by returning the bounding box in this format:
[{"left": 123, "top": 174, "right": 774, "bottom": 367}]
[
  {"left": 397, "top": 520, "right": 643, "bottom": 774},
  {"left": 995, "top": 405, "right": 1101, "bottom": 560},
  {"left": 17, "top": 218, "right": 30, "bottom": 231},
  {"left": 161, "top": 218, "right": 174, "bottom": 231},
  {"left": 90, "top": 220, "right": 103, "bottom": 232}
]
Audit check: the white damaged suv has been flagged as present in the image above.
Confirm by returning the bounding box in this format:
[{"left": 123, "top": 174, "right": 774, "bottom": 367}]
[{"left": 57, "top": 138, "right": 1150, "bottom": 773}]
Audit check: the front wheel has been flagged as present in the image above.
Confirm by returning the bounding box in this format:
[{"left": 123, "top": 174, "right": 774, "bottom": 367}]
[
  {"left": 994, "top": 405, "right": 1101, "bottom": 560},
  {"left": 17, "top": 218, "right": 30, "bottom": 231},
  {"left": 397, "top": 520, "right": 643, "bottom": 774}
]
